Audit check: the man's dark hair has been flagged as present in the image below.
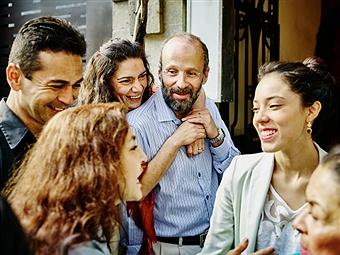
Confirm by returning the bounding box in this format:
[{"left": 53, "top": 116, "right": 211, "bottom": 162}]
[{"left": 8, "top": 16, "right": 86, "bottom": 79}]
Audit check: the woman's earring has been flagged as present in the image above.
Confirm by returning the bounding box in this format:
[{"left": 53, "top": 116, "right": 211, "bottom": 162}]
[{"left": 307, "top": 121, "right": 312, "bottom": 135}]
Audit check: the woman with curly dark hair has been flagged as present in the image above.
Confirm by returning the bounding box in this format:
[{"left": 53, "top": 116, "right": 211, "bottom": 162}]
[
  {"left": 4, "top": 102, "right": 146, "bottom": 255},
  {"left": 77, "top": 39, "right": 154, "bottom": 110}
]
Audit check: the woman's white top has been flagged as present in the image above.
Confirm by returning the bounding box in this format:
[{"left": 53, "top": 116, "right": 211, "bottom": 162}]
[{"left": 256, "top": 185, "right": 305, "bottom": 254}]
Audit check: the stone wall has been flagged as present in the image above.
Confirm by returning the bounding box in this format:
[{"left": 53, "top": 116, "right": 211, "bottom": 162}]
[{"left": 112, "top": 0, "right": 186, "bottom": 82}]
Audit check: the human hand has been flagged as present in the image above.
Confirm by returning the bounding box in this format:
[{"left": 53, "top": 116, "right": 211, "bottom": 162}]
[
  {"left": 184, "top": 90, "right": 206, "bottom": 156},
  {"left": 170, "top": 121, "right": 206, "bottom": 148},
  {"left": 186, "top": 138, "right": 205, "bottom": 157},
  {"left": 182, "top": 108, "right": 218, "bottom": 139},
  {"left": 227, "top": 239, "right": 275, "bottom": 255}
]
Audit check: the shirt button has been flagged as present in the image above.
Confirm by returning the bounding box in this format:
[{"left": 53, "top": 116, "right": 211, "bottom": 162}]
[
  {"left": 206, "top": 195, "right": 209, "bottom": 200},
  {"left": 198, "top": 172, "right": 201, "bottom": 177}
]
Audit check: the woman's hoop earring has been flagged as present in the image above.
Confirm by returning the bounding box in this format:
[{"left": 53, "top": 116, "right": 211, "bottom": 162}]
[{"left": 307, "top": 121, "right": 312, "bottom": 135}]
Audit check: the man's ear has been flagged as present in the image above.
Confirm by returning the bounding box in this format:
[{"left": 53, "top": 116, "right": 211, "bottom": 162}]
[
  {"left": 6, "top": 63, "right": 22, "bottom": 91},
  {"left": 157, "top": 64, "right": 162, "bottom": 80},
  {"left": 307, "top": 101, "right": 322, "bottom": 123},
  {"left": 202, "top": 66, "right": 210, "bottom": 85},
  {"left": 158, "top": 64, "right": 162, "bottom": 81}
]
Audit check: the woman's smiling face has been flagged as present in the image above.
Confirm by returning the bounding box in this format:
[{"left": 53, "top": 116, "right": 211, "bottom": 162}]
[
  {"left": 110, "top": 58, "right": 148, "bottom": 111},
  {"left": 252, "top": 72, "right": 310, "bottom": 153}
]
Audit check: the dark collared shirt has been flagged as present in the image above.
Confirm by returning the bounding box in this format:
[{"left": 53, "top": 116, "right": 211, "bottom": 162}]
[{"left": 0, "top": 99, "right": 35, "bottom": 190}]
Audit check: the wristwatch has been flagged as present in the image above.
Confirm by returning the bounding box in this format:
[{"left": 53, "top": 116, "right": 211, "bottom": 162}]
[{"left": 209, "top": 128, "right": 225, "bottom": 145}]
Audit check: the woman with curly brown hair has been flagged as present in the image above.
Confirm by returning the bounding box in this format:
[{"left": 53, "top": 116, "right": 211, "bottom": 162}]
[
  {"left": 77, "top": 39, "right": 154, "bottom": 110},
  {"left": 4, "top": 102, "right": 146, "bottom": 255}
]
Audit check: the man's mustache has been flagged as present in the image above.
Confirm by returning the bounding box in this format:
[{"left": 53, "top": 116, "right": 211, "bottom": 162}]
[{"left": 170, "top": 87, "right": 193, "bottom": 95}]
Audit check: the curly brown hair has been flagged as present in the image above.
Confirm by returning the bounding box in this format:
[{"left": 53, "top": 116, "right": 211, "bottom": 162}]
[{"left": 4, "top": 102, "right": 128, "bottom": 255}]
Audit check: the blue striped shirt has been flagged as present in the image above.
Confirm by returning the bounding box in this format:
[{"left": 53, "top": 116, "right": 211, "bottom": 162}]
[{"left": 123, "top": 89, "right": 239, "bottom": 253}]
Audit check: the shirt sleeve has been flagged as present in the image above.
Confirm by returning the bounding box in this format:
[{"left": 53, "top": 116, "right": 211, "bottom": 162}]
[
  {"left": 198, "top": 157, "right": 237, "bottom": 254},
  {"left": 207, "top": 100, "right": 240, "bottom": 174}
]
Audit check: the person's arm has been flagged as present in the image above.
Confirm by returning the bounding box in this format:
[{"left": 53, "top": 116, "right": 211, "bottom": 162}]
[
  {"left": 208, "top": 105, "right": 240, "bottom": 173},
  {"left": 0, "top": 147, "right": 3, "bottom": 186},
  {"left": 198, "top": 158, "right": 237, "bottom": 255},
  {"left": 182, "top": 101, "right": 240, "bottom": 174},
  {"left": 186, "top": 89, "right": 206, "bottom": 157},
  {"left": 139, "top": 121, "right": 206, "bottom": 197},
  {"left": 227, "top": 239, "right": 274, "bottom": 255}
]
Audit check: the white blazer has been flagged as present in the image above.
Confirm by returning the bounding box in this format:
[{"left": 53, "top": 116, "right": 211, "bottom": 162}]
[{"left": 199, "top": 144, "right": 327, "bottom": 255}]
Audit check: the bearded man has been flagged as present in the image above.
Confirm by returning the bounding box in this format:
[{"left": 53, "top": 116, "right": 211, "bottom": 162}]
[{"left": 123, "top": 33, "right": 239, "bottom": 255}]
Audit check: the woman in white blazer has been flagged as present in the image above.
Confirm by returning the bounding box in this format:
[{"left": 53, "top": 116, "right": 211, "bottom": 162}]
[{"left": 199, "top": 57, "right": 335, "bottom": 255}]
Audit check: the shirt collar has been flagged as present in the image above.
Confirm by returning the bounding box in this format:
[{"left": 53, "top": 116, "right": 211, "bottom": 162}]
[
  {"left": 154, "top": 88, "right": 182, "bottom": 125},
  {"left": 0, "top": 98, "right": 29, "bottom": 149}
]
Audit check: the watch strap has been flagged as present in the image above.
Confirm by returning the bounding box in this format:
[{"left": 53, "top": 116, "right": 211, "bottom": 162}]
[{"left": 209, "top": 128, "right": 225, "bottom": 145}]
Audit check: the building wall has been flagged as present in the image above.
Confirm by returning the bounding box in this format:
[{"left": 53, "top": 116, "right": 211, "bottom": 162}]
[
  {"left": 86, "top": 0, "right": 112, "bottom": 59},
  {"left": 112, "top": 0, "right": 186, "bottom": 82},
  {"left": 279, "top": 0, "right": 321, "bottom": 61},
  {"left": 111, "top": 0, "right": 322, "bottom": 140}
]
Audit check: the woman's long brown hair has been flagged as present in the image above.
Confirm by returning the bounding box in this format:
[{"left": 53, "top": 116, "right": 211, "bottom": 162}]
[{"left": 4, "top": 102, "right": 128, "bottom": 255}]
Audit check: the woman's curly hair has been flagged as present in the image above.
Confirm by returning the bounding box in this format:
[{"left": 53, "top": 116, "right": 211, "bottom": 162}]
[{"left": 4, "top": 102, "right": 129, "bottom": 255}]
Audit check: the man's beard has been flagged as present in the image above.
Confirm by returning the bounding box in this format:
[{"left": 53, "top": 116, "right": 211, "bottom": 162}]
[{"left": 161, "top": 79, "right": 202, "bottom": 116}]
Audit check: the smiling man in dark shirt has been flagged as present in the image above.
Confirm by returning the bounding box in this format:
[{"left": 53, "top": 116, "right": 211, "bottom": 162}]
[{"left": 0, "top": 16, "right": 86, "bottom": 190}]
